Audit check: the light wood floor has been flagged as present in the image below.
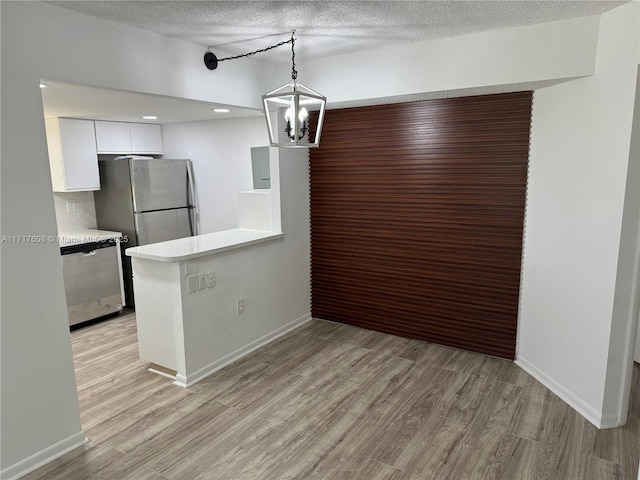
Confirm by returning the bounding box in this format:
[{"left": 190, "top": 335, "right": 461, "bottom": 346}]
[{"left": 24, "top": 311, "right": 640, "bottom": 480}]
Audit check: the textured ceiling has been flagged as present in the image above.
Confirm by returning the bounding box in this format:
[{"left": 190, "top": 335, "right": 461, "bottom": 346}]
[
  {"left": 48, "top": 1, "right": 624, "bottom": 63},
  {"left": 41, "top": 1, "right": 625, "bottom": 123}
]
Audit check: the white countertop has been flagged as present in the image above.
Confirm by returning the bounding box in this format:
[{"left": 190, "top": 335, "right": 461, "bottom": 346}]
[
  {"left": 125, "top": 228, "right": 283, "bottom": 262},
  {"left": 58, "top": 228, "right": 123, "bottom": 247}
]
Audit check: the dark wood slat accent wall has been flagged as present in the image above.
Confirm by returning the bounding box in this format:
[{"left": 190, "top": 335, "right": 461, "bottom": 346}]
[{"left": 309, "top": 92, "right": 532, "bottom": 359}]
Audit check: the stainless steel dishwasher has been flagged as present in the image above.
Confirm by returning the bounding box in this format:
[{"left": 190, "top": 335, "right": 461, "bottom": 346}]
[{"left": 60, "top": 239, "right": 123, "bottom": 326}]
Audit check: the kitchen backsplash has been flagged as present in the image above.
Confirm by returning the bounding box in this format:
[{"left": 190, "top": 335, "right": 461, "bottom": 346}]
[{"left": 53, "top": 191, "right": 97, "bottom": 232}]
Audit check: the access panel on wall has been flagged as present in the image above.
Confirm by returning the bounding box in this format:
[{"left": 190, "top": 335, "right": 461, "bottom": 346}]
[{"left": 310, "top": 92, "right": 532, "bottom": 359}]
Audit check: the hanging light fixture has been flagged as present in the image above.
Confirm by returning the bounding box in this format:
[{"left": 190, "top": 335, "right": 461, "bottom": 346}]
[
  {"left": 262, "top": 33, "right": 326, "bottom": 148},
  {"left": 204, "top": 32, "right": 326, "bottom": 148}
]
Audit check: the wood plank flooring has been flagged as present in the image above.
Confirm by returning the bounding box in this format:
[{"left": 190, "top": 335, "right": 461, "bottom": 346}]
[{"left": 23, "top": 312, "right": 640, "bottom": 480}]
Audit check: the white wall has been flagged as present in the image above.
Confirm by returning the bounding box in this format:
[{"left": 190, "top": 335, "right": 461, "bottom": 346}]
[
  {"left": 518, "top": 2, "right": 639, "bottom": 428},
  {"left": 607, "top": 66, "right": 639, "bottom": 422},
  {"left": 178, "top": 148, "right": 310, "bottom": 382},
  {"left": 300, "top": 15, "right": 599, "bottom": 105},
  {"left": 0, "top": 68, "right": 86, "bottom": 480},
  {"left": 628, "top": 69, "right": 640, "bottom": 367},
  {"left": 0, "top": 2, "right": 278, "bottom": 478},
  {"left": 161, "top": 117, "right": 269, "bottom": 234},
  {"left": 636, "top": 314, "right": 640, "bottom": 362},
  {"left": 8, "top": 4, "right": 275, "bottom": 109}
]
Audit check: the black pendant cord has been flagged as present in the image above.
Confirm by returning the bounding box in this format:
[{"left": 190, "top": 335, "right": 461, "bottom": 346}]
[
  {"left": 290, "top": 34, "right": 297, "bottom": 80},
  {"left": 204, "top": 31, "right": 297, "bottom": 71}
]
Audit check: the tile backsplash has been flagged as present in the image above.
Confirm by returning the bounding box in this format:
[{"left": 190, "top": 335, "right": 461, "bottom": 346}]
[{"left": 53, "top": 191, "right": 97, "bottom": 232}]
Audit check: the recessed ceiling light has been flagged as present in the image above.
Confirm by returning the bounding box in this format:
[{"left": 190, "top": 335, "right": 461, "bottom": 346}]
[
  {"left": 213, "top": 108, "right": 230, "bottom": 113},
  {"left": 39, "top": 83, "right": 48, "bottom": 89},
  {"left": 142, "top": 115, "right": 158, "bottom": 120}
]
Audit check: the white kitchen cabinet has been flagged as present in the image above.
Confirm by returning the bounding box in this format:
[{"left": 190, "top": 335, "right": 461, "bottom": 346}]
[
  {"left": 95, "top": 121, "right": 131, "bottom": 154},
  {"left": 130, "top": 123, "right": 163, "bottom": 154},
  {"left": 95, "top": 121, "right": 163, "bottom": 154},
  {"left": 45, "top": 117, "right": 100, "bottom": 192}
]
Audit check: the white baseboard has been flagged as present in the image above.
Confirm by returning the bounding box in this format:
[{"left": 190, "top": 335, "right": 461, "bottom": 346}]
[
  {"left": 599, "top": 412, "right": 624, "bottom": 429},
  {"left": 0, "top": 432, "right": 87, "bottom": 480},
  {"left": 174, "top": 312, "right": 312, "bottom": 388},
  {"left": 516, "top": 356, "right": 621, "bottom": 429}
]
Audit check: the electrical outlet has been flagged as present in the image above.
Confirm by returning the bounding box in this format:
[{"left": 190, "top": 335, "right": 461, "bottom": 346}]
[
  {"left": 187, "top": 275, "right": 198, "bottom": 294},
  {"left": 207, "top": 272, "right": 216, "bottom": 288},
  {"left": 198, "top": 274, "right": 206, "bottom": 290},
  {"left": 237, "top": 299, "right": 244, "bottom": 315},
  {"left": 66, "top": 199, "right": 76, "bottom": 212}
]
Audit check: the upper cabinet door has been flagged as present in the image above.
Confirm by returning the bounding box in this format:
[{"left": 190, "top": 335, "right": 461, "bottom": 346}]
[
  {"left": 95, "top": 121, "right": 163, "bottom": 155},
  {"left": 46, "top": 118, "right": 100, "bottom": 192},
  {"left": 130, "top": 123, "right": 163, "bottom": 154},
  {"left": 95, "top": 121, "right": 132, "bottom": 154}
]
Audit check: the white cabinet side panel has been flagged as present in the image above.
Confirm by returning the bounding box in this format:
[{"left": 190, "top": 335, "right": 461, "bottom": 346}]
[
  {"left": 59, "top": 119, "right": 99, "bottom": 190},
  {"left": 44, "top": 117, "right": 66, "bottom": 192},
  {"left": 131, "top": 258, "right": 181, "bottom": 371}
]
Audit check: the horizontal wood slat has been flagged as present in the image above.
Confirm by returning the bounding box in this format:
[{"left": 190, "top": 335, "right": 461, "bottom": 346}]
[{"left": 310, "top": 92, "right": 532, "bottom": 359}]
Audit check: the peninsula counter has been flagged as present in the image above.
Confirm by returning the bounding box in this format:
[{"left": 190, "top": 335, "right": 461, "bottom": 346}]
[{"left": 126, "top": 228, "right": 311, "bottom": 387}]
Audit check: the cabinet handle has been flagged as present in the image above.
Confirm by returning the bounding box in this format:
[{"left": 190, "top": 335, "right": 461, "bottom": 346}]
[{"left": 81, "top": 250, "right": 97, "bottom": 256}]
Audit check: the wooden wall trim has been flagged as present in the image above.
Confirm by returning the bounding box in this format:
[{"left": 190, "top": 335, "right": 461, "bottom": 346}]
[{"left": 310, "top": 92, "right": 532, "bottom": 359}]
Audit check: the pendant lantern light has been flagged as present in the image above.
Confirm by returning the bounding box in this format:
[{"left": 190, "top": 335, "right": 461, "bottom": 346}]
[
  {"left": 262, "top": 33, "right": 326, "bottom": 148},
  {"left": 204, "top": 31, "right": 326, "bottom": 148}
]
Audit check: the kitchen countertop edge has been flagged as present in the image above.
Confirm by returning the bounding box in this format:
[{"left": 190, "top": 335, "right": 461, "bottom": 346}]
[
  {"left": 125, "top": 228, "right": 284, "bottom": 262},
  {"left": 58, "top": 229, "right": 123, "bottom": 247}
]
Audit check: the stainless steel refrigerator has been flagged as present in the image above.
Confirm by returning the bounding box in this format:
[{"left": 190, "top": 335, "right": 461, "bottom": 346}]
[{"left": 94, "top": 157, "right": 198, "bottom": 306}]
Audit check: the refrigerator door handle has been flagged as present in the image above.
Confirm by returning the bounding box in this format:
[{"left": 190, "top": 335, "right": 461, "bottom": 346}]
[
  {"left": 128, "top": 158, "right": 139, "bottom": 214},
  {"left": 186, "top": 160, "right": 199, "bottom": 236}
]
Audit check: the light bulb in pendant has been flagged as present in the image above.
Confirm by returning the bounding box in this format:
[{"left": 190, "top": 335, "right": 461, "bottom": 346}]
[
  {"left": 284, "top": 107, "right": 294, "bottom": 141},
  {"left": 284, "top": 106, "right": 309, "bottom": 141},
  {"left": 298, "top": 107, "right": 308, "bottom": 139}
]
